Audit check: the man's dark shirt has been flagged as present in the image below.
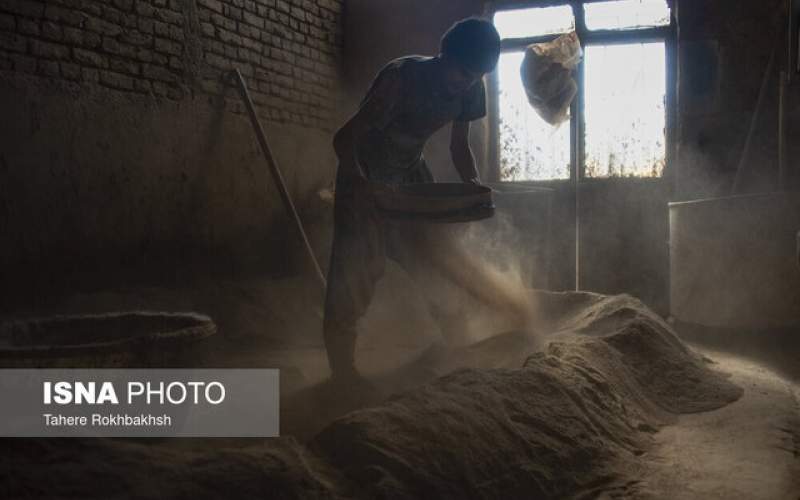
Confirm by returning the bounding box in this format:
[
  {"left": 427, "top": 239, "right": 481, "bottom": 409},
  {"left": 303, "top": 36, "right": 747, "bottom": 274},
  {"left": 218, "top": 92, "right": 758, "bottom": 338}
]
[{"left": 354, "top": 56, "right": 487, "bottom": 181}]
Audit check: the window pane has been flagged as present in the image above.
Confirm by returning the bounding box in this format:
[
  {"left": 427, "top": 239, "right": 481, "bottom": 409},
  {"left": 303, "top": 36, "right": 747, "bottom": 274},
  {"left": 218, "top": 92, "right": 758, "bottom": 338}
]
[
  {"left": 493, "top": 5, "right": 575, "bottom": 40},
  {"left": 584, "top": 0, "right": 670, "bottom": 31},
  {"left": 497, "top": 51, "right": 571, "bottom": 181},
  {"left": 584, "top": 42, "right": 666, "bottom": 178}
]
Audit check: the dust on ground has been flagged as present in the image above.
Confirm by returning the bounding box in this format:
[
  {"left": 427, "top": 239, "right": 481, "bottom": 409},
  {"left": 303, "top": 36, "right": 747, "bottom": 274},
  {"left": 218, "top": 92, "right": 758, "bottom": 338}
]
[{"left": 2, "top": 287, "right": 750, "bottom": 499}]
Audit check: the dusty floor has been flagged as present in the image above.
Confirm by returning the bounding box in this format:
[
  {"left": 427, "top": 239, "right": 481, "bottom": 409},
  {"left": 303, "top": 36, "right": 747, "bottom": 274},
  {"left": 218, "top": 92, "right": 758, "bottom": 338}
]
[
  {"left": 1, "top": 273, "right": 798, "bottom": 499},
  {"left": 638, "top": 348, "right": 800, "bottom": 500}
]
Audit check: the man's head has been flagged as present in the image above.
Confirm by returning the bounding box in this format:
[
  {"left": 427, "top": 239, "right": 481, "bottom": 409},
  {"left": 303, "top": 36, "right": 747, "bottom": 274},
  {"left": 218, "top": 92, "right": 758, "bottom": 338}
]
[{"left": 439, "top": 17, "right": 501, "bottom": 95}]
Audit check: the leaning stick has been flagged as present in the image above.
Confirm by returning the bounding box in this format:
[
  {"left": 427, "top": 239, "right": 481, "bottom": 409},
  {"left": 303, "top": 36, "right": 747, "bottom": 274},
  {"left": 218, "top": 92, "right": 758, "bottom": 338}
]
[{"left": 232, "top": 69, "right": 327, "bottom": 289}]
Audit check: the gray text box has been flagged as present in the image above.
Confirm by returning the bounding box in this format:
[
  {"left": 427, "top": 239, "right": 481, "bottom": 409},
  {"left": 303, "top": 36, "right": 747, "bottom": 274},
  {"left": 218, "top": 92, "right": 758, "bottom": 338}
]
[{"left": 0, "top": 369, "right": 279, "bottom": 437}]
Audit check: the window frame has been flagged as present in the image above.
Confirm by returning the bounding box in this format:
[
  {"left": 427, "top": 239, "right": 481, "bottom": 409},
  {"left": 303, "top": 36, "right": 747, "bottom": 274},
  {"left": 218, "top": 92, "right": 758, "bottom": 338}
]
[{"left": 487, "top": 0, "right": 677, "bottom": 184}]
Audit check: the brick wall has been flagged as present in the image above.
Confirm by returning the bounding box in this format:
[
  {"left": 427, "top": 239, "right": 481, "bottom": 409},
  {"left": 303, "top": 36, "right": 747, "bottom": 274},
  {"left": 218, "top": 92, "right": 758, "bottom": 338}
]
[{"left": 0, "top": 0, "right": 343, "bottom": 130}]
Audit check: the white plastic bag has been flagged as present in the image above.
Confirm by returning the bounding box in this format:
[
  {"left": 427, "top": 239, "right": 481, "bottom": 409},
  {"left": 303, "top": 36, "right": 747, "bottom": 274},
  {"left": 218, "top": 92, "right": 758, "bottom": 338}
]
[{"left": 520, "top": 32, "right": 583, "bottom": 126}]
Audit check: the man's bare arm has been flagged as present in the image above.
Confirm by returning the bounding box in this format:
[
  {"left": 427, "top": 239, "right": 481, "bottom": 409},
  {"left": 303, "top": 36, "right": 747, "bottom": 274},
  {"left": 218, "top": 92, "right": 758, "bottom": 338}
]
[
  {"left": 333, "top": 70, "right": 402, "bottom": 179},
  {"left": 333, "top": 115, "right": 370, "bottom": 179},
  {"left": 450, "top": 120, "right": 480, "bottom": 184}
]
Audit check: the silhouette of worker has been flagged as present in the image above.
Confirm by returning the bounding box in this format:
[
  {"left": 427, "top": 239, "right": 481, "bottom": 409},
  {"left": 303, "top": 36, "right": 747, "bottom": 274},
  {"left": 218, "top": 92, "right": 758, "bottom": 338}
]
[{"left": 324, "top": 18, "right": 501, "bottom": 382}]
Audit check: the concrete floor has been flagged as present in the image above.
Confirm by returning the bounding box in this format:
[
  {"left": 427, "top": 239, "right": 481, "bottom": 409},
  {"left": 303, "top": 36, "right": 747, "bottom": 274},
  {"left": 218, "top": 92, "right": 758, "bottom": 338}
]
[{"left": 637, "top": 348, "right": 800, "bottom": 500}]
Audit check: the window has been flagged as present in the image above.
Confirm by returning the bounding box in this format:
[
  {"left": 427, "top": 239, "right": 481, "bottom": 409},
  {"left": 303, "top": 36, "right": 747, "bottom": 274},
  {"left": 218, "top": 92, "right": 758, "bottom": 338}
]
[
  {"left": 497, "top": 51, "right": 571, "bottom": 181},
  {"left": 494, "top": 5, "right": 575, "bottom": 39},
  {"left": 491, "top": 1, "right": 674, "bottom": 181},
  {"left": 583, "top": 0, "right": 670, "bottom": 31},
  {"left": 584, "top": 43, "right": 667, "bottom": 177}
]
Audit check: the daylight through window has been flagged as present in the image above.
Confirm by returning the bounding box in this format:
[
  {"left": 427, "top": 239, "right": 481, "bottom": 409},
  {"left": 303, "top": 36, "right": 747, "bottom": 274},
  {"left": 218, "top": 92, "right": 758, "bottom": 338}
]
[{"left": 492, "top": 1, "right": 672, "bottom": 181}]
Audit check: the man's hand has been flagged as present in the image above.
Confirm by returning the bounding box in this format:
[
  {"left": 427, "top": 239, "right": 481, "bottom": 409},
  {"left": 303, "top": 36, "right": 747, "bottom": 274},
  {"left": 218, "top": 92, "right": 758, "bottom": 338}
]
[
  {"left": 351, "top": 175, "right": 396, "bottom": 210},
  {"left": 465, "top": 176, "right": 483, "bottom": 187}
]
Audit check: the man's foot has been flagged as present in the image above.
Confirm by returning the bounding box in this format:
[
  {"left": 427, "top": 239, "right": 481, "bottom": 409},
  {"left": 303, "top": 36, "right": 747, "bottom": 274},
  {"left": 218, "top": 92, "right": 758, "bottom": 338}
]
[
  {"left": 330, "top": 365, "right": 369, "bottom": 386},
  {"left": 328, "top": 366, "right": 382, "bottom": 401}
]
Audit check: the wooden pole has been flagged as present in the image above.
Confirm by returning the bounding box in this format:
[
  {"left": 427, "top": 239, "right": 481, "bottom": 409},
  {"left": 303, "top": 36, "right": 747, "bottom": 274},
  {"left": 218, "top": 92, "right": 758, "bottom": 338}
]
[
  {"left": 231, "top": 69, "right": 327, "bottom": 289},
  {"left": 778, "top": 71, "right": 788, "bottom": 190}
]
